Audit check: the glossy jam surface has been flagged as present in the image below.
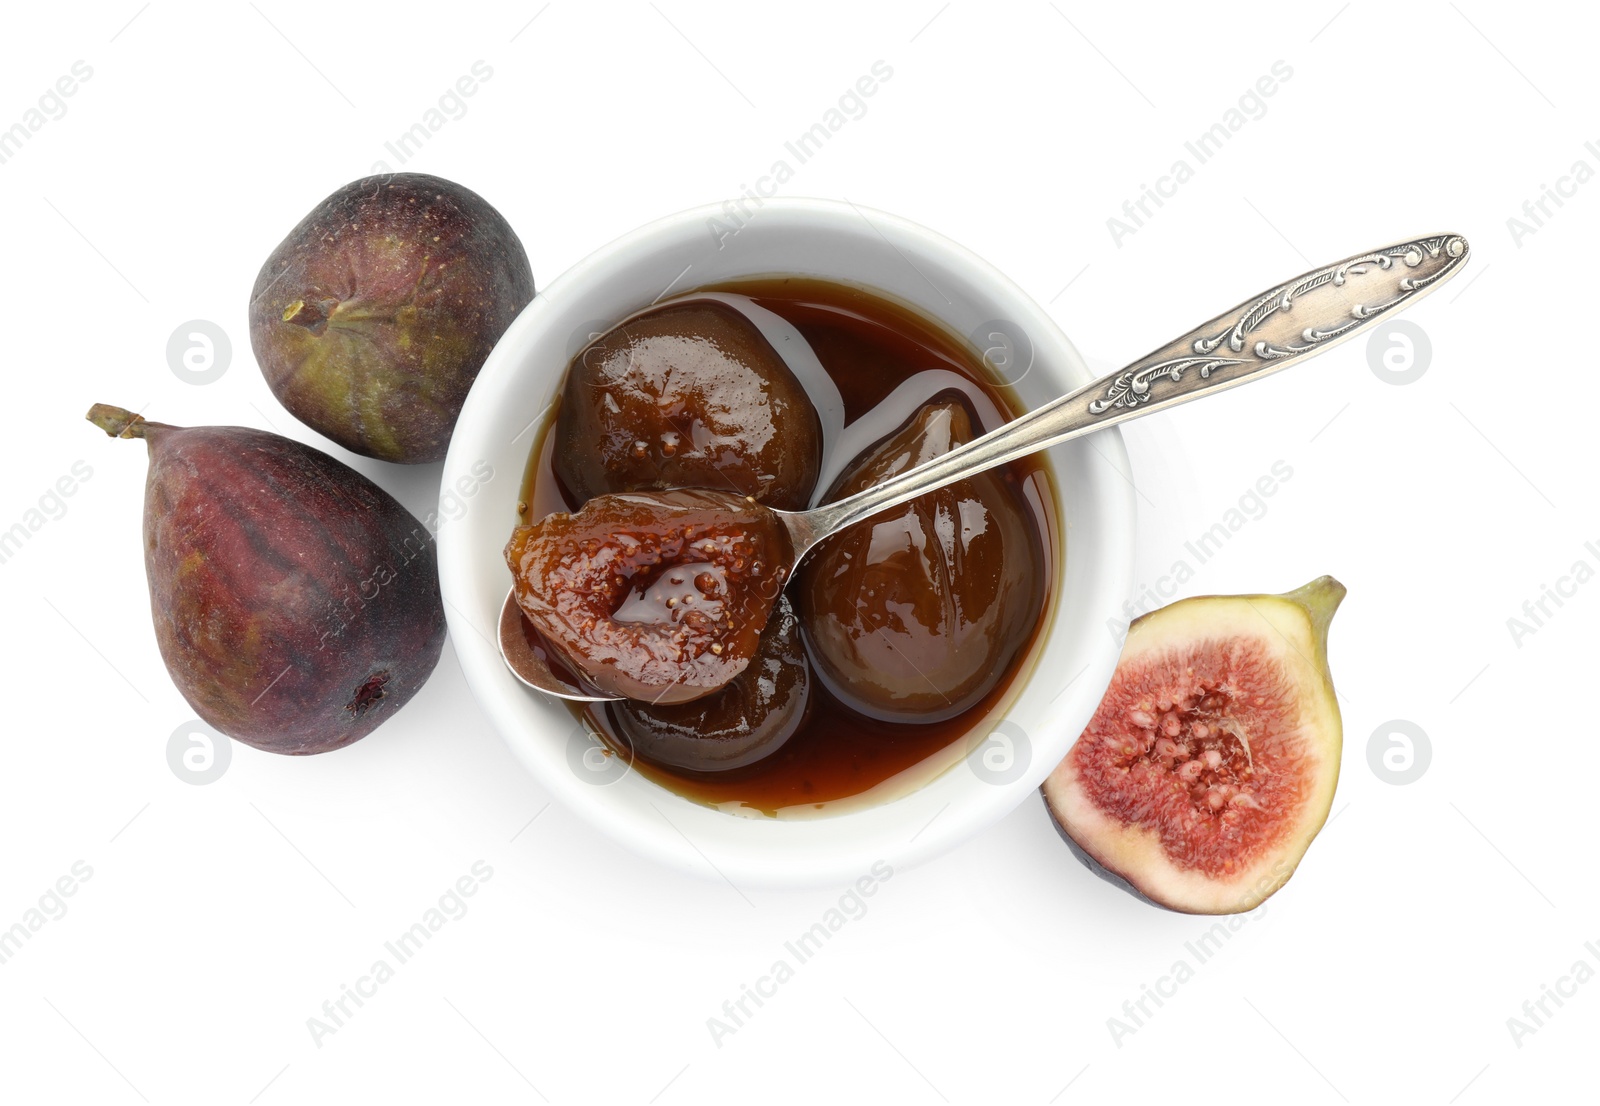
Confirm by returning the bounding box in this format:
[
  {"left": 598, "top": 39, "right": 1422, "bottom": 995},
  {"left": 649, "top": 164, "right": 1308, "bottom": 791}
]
[
  {"left": 505, "top": 488, "right": 789, "bottom": 704},
  {"left": 612, "top": 594, "right": 812, "bottom": 773},
  {"left": 800, "top": 398, "right": 1045, "bottom": 723},
  {"left": 552, "top": 300, "right": 823, "bottom": 511},
  {"left": 516, "top": 278, "right": 1058, "bottom": 815}
]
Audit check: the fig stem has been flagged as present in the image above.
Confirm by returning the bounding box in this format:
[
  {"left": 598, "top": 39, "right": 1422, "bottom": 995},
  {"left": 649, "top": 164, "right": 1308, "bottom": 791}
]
[
  {"left": 282, "top": 297, "right": 340, "bottom": 330},
  {"left": 86, "top": 403, "right": 153, "bottom": 439},
  {"left": 1283, "top": 575, "right": 1347, "bottom": 660}
]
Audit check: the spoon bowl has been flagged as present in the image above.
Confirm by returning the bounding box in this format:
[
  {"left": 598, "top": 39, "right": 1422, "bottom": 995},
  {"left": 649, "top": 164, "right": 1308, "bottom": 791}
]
[{"left": 499, "top": 586, "right": 621, "bottom": 701}]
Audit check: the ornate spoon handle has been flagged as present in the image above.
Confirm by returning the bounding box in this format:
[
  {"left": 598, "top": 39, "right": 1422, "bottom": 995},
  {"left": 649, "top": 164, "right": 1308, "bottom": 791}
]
[
  {"left": 786, "top": 234, "right": 1470, "bottom": 556},
  {"left": 1084, "top": 233, "right": 1468, "bottom": 415}
]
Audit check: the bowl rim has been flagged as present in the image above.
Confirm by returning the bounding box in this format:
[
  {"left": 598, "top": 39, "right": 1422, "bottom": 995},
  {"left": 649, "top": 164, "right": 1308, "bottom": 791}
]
[{"left": 439, "top": 196, "right": 1136, "bottom": 888}]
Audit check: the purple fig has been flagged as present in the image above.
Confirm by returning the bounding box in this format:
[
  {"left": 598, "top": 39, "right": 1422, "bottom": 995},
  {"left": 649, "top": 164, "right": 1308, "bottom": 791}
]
[
  {"left": 87, "top": 403, "right": 446, "bottom": 754},
  {"left": 248, "top": 173, "right": 535, "bottom": 463}
]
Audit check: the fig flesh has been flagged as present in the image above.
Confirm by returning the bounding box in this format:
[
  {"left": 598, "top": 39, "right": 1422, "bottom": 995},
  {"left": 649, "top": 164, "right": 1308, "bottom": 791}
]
[
  {"left": 1043, "top": 577, "right": 1345, "bottom": 914},
  {"left": 249, "top": 173, "right": 535, "bottom": 463},
  {"left": 553, "top": 300, "right": 823, "bottom": 510},
  {"left": 505, "top": 489, "right": 790, "bottom": 704},
  {"left": 87, "top": 404, "right": 446, "bottom": 754}
]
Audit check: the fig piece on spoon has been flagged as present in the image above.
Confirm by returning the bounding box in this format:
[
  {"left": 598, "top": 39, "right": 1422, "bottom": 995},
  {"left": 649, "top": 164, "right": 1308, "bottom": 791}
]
[{"left": 504, "top": 489, "right": 792, "bottom": 705}]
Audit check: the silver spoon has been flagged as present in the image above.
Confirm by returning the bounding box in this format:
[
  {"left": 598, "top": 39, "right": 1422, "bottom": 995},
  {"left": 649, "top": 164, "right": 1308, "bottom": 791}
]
[{"left": 502, "top": 233, "right": 1469, "bottom": 701}]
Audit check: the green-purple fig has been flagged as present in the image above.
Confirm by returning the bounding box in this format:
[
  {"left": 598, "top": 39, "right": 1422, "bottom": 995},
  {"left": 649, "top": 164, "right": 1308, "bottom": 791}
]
[
  {"left": 87, "top": 403, "right": 446, "bottom": 754},
  {"left": 249, "top": 173, "right": 535, "bottom": 464}
]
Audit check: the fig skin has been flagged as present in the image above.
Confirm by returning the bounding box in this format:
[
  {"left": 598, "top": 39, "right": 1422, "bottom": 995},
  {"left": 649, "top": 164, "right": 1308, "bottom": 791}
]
[
  {"left": 1042, "top": 577, "right": 1346, "bottom": 915},
  {"left": 553, "top": 301, "right": 823, "bottom": 510},
  {"left": 249, "top": 173, "right": 535, "bottom": 464},
  {"left": 799, "top": 397, "right": 1045, "bottom": 723},
  {"left": 611, "top": 594, "right": 811, "bottom": 774},
  {"left": 87, "top": 404, "right": 446, "bottom": 755}
]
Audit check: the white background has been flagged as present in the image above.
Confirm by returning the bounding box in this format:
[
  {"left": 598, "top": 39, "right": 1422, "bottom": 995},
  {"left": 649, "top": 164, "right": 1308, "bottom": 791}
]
[{"left": 1, "top": 2, "right": 1591, "bottom": 1103}]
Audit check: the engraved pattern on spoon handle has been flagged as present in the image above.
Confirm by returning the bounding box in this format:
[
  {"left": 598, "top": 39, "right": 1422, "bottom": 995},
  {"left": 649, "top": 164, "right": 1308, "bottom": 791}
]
[{"left": 789, "top": 233, "right": 1470, "bottom": 557}]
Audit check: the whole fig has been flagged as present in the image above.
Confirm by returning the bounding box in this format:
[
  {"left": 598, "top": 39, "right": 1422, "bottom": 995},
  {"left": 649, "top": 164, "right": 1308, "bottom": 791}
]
[
  {"left": 87, "top": 404, "right": 446, "bottom": 754},
  {"left": 249, "top": 173, "right": 535, "bottom": 463}
]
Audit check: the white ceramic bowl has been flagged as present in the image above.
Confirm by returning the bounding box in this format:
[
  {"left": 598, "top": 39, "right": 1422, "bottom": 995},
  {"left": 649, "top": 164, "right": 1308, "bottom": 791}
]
[{"left": 439, "top": 198, "right": 1134, "bottom": 888}]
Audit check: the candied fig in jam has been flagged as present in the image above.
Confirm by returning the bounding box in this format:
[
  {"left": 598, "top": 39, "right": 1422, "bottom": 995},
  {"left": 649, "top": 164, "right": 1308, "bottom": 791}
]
[
  {"left": 553, "top": 301, "right": 823, "bottom": 510},
  {"left": 799, "top": 398, "right": 1045, "bottom": 723},
  {"left": 611, "top": 594, "right": 811, "bottom": 773},
  {"left": 505, "top": 489, "right": 791, "bottom": 704}
]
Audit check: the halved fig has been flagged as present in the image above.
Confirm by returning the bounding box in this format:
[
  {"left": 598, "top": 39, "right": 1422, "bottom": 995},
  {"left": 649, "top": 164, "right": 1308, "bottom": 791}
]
[{"left": 1043, "top": 577, "right": 1345, "bottom": 914}]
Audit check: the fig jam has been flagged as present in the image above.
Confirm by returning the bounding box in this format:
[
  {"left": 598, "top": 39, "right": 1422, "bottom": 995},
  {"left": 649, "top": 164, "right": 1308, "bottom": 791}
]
[
  {"left": 516, "top": 277, "right": 1060, "bottom": 816},
  {"left": 505, "top": 489, "right": 789, "bottom": 704}
]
